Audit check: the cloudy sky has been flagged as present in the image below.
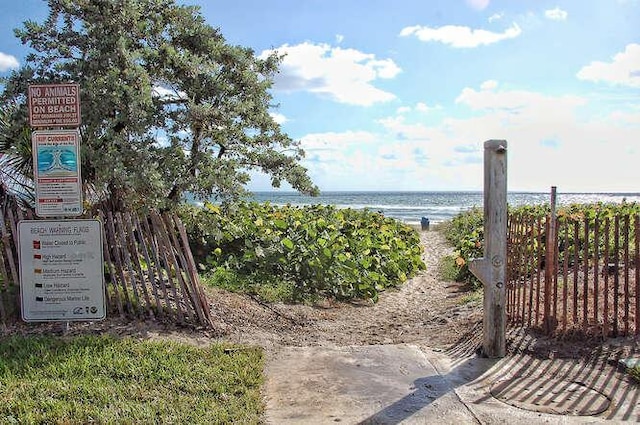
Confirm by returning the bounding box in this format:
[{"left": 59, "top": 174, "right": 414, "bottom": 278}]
[{"left": 1, "top": 0, "right": 639, "bottom": 192}]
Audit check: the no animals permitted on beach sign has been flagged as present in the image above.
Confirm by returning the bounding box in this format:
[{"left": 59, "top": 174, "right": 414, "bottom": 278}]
[{"left": 28, "top": 83, "right": 81, "bottom": 128}]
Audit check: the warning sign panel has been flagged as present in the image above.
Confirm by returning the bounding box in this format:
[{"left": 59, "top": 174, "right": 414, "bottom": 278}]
[
  {"left": 28, "top": 83, "right": 81, "bottom": 128},
  {"left": 32, "top": 129, "right": 83, "bottom": 217},
  {"left": 18, "top": 219, "right": 106, "bottom": 322}
]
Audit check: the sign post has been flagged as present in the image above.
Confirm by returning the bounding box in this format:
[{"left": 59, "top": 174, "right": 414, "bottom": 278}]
[
  {"left": 18, "top": 219, "right": 106, "bottom": 322},
  {"left": 20, "top": 82, "right": 107, "bottom": 324}
]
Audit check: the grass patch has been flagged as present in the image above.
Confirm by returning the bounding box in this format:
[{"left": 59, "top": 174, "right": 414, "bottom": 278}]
[
  {"left": 202, "top": 266, "right": 318, "bottom": 304},
  {"left": 458, "top": 289, "right": 483, "bottom": 305},
  {"left": 438, "top": 254, "right": 483, "bottom": 305},
  {"left": 0, "top": 335, "right": 264, "bottom": 424},
  {"left": 628, "top": 364, "right": 640, "bottom": 384},
  {"left": 437, "top": 254, "right": 465, "bottom": 282}
]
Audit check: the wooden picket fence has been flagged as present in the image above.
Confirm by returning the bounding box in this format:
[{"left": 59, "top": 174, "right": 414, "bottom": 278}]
[
  {"left": 0, "top": 198, "right": 212, "bottom": 328},
  {"left": 506, "top": 209, "right": 639, "bottom": 338}
]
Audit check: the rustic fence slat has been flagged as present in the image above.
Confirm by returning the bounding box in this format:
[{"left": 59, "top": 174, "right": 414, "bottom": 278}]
[
  {"left": 527, "top": 219, "right": 536, "bottom": 327},
  {"left": 623, "top": 215, "right": 630, "bottom": 335},
  {"left": 174, "top": 216, "right": 212, "bottom": 326},
  {"left": 506, "top": 216, "right": 512, "bottom": 320},
  {"left": 534, "top": 217, "right": 544, "bottom": 326},
  {"left": 516, "top": 219, "right": 524, "bottom": 324},
  {"left": 141, "top": 214, "right": 175, "bottom": 321},
  {"left": 115, "top": 212, "right": 145, "bottom": 316},
  {"left": 635, "top": 214, "right": 639, "bottom": 337},
  {"left": 123, "top": 212, "right": 154, "bottom": 318},
  {"left": 603, "top": 217, "right": 610, "bottom": 338},
  {"left": 98, "top": 212, "right": 124, "bottom": 317},
  {"left": 561, "top": 219, "right": 569, "bottom": 332},
  {"left": 132, "top": 214, "right": 163, "bottom": 317},
  {"left": 149, "top": 212, "right": 186, "bottom": 323},
  {"left": 512, "top": 215, "right": 522, "bottom": 322},
  {"left": 0, "top": 250, "right": 8, "bottom": 322},
  {"left": 552, "top": 218, "right": 559, "bottom": 323},
  {"left": 161, "top": 213, "right": 206, "bottom": 325},
  {"left": 0, "top": 208, "right": 19, "bottom": 287},
  {"left": 7, "top": 207, "right": 20, "bottom": 254},
  {"left": 572, "top": 220, "right": 579, "bottom": 326},
  {"left": 505, "top": 215, "right": 518, "bottom": 323},
  {"left": 161, "top": 214, "right": 199, "bottom": 322},
  {"left": 582, "top": 217, "right": 590, "bottom": 328},
  {"left": 613, "top": 215, "right": 620, "bottom": 336},
  {"left": 593, "top": 217, "right": 600, "bottom": 325},
  {"left": 106, "top": 211, "right": 135, "bottom": 315}
]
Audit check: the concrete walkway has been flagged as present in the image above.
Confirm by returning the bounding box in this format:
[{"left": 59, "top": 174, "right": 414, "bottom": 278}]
[{"left": 264, "top": 343, "right": 640, "bottom": 424}]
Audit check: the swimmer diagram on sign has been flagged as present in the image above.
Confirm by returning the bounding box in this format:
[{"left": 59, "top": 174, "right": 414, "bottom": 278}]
[{"left": 37, "top": 147, "right": 78, "bottom": 176}]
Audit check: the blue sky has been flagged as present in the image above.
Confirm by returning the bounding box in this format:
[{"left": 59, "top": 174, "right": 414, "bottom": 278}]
[{"left": 1, "top": 0, "right": 639, "bottom": 193}]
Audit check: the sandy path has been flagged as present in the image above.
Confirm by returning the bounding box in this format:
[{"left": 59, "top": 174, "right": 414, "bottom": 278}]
[{"left": 207, "top": 229, "right": 483, "bottom": 351}]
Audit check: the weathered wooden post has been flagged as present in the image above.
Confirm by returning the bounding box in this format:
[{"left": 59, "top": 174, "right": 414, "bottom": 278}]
[
  {"left": 543, "top": 186, "right": 557, "bottom": 334},
  {"left": 469, "top": 140, "right": 508, "bottom": 358}
]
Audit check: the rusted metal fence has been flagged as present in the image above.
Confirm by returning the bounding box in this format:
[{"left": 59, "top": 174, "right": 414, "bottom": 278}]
[
  {"left": 506, "top": 208, "right": 639, "bottom": 338},
  {"left": 0, "top": 197, "right": 212, "bottom": 328}
]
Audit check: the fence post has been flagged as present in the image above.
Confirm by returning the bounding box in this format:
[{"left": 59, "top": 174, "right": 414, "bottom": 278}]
[
  {"left": 469, "top": 140, "right": 508, "bottom": 358},
  {"left": 543, "top": 186, "right": 557, "bottom": 334}
]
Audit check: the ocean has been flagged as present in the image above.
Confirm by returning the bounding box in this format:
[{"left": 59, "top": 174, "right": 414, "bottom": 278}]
[{"left": 246, "top": 191, "right": 640, "bottom": 225}]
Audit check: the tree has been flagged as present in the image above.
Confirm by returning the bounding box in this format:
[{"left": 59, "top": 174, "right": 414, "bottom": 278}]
[
  {"left": 0, "top": 0, "right": 318, "bottom": 211},
  {"left": 0, "top": 102, "right": 34, "bottom": 207}
]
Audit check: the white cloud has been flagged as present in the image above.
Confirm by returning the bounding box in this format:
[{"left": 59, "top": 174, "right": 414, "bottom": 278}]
[
  {"left": 399, "top": 23, "right": 522, "bottom": 48},
  {"left": 395, "top": 102, "right": 441, "bottom": 114},
  {"left": 577, "top": 43, "right": 640, "bottom": 87},
  {"left": 335, "top": 34, "right": 344, "bottom": 44},
  {"left": 415, "top": 102, "right": 441, "bottom": 113},
  {"left": 295, "top": 82, "right": 640, "bottom": 192},
  {"left": 466, "top": 0, "right": 490, "bottom": 11},
  {"left": 260, "top": 42, "right": 401, "bottom": 106},
  {"left": 269, "top": 112, "right": 288, "bottom": 124},
  {"left": 544, "top": 7, "right": 568, "bottom": 21},
  {"left": 455, "top": 81, "right": 586, "bottom": 113},
  {"left": 480, "top": 79, "right": 499, "bottom": 90},
  {"left": 488, "top": 13, "right": 504, "bottom": 23},
  {"left": 0, "top": 52, "right": 19, "bottom": 71},
  {"left": 152, "top": 85, "right": 187, "bottom": 100}
]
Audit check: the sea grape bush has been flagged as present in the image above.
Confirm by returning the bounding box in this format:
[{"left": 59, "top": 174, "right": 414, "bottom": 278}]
[
  {"left": 179, "top": 202, "right": 426, "bottom": 302},
  {"left": 442, "top": 202, "right": 640, "bottom": 288},
  {"left": 441, "top": 207, "right": 484, "bottom": 287}
]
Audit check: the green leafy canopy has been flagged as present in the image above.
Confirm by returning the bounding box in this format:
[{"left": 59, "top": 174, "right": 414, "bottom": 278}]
[{"left": 1, "top": 0, "right": 318, "bottom": 211}]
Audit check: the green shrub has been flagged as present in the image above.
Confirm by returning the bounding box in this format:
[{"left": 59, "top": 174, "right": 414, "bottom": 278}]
[
  {"left": 441, "top": 202, "right": 640, "bottom": 290},
  {"left": 179, "top": 202, "right": 426, "bottom": 303},
  {"left": 630, "top": 365, "right": 640, "bottom": 383},
  {"left": 441, "top": 207, "right": 484, "bottom": 288}
]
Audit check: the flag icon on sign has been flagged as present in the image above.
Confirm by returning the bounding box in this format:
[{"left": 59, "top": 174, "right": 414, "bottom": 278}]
[
  {"left": 33, "top": 253, "right": 42, "bottom": 260},
  {"left": 33, "top": 240, "right": 41, "bottom": 249},
  {"left": 34, "top": 268, "right": 42, "bottom": 274}
]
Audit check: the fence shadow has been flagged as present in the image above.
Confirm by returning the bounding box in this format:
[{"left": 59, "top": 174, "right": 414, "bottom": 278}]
[
  {"left": 470, "top": 328, "right": 640, "bottom": 422},
  {"left": 358, "top": 325, "right": 639, "bottom": 424}
]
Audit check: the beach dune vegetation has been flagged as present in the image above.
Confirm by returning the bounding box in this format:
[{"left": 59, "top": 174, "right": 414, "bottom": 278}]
[{"left": 180, "top": 202, "right": 426, "bottom": 303}]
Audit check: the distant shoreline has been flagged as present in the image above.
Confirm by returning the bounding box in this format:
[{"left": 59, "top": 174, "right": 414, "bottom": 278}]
[{"left": 188, "top": 191, "right": 640, "bottom": 226}]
